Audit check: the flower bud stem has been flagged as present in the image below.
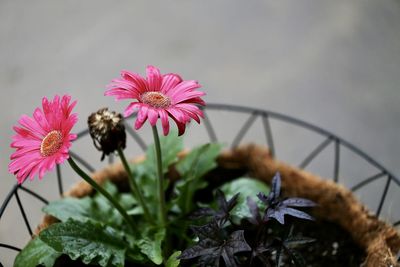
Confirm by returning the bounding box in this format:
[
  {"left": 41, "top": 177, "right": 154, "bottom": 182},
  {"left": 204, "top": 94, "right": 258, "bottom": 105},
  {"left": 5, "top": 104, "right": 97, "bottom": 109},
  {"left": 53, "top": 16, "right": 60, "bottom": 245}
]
[
  {"left": 117, "top": 147, "right": 152, "bottom": 223},
  {"left": 67, "top": 157, "right": 137, "bottom": 233}
]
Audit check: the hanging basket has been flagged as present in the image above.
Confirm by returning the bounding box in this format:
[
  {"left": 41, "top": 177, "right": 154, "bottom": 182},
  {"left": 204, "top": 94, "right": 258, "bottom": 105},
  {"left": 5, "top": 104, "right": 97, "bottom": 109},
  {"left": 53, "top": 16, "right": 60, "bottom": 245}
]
[
  {"left": 33, "top": 144, "right": 400, "bottom": 267},
  {"left": 1, "top": 104, "right": 400, "bottom": 267}
]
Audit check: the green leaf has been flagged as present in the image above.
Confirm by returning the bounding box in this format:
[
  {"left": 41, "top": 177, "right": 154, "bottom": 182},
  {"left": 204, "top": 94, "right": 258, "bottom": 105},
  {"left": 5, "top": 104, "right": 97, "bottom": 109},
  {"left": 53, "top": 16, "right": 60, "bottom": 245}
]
[
  {"left": 176, "top": 143, "right": 223, "bottom": 180},
  {"left": 43, "top": 181, "right": 137, "bottom": 229},
  {"left": 174, "top": 143, "right": 223, "bottom": 214},
  {"left": 91, "top": 187, "right": 137, "bottom": 229},
  {"left": 220, "top": 177, "right": 269, "bottom": 219},
  {"left": 14, "top": 237, "right": 61, "bottom": 267},
  {"left": 146, "top": 130, "right": 184, "bottom": 175},
  {"left": 166, "top": 251, "right": 181, "bottom": 267},
  {"left": 43, "top": 197, "right": 92, "bottom": 222},
  {"left": 136, "top": 227, "right": 166, "bottom": 265},
  {"left": 101, "top": 179, "right": 119, "bottom": 195},
  {"left": 39, "top": 219, "right": 127, "bottom": 267}
]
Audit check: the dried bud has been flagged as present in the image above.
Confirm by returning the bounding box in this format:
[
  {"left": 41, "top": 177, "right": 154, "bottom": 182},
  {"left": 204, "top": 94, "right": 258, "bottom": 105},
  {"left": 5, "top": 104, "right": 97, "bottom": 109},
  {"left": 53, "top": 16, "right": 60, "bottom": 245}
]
[{"left": 88, "top": 108, "right": 126, "bottom": 161}]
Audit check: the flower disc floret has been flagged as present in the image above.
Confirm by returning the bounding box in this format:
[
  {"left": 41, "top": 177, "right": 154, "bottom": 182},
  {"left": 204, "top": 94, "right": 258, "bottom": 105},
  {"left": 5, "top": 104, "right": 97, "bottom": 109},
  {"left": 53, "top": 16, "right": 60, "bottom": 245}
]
[
  {"left": 141, "top": 92, "right": 171, "bottom": 108},
  {"left": 9, "top": 95, "right": 78, "bottom": 184},
  {"left": 40, "top": 130, "right": 63, "bottom": 157},
  {"left": 105, "top": 65, "right": 206, "bottom": 135}
]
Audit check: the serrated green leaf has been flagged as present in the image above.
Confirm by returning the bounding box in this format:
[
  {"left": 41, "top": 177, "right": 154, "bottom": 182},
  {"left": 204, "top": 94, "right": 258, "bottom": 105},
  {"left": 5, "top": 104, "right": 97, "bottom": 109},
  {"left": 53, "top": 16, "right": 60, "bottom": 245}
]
[
  {"left": 39, "top": 219, "right": 127, "bottom": 267},
  {"left": 14, "top": 237, "right": 61, "bottom": 267},
  {"left": 220, "top": 177, "right": 269, "bottom": 219},
  {"left": 42, "top": 197, "right": 92, "bottom": 222},
  {"left": 136, "top": 227, "right": 166, "bottom": 265},
  {"left": 166, "top": 251, "right": 181, "bottom": 267}
]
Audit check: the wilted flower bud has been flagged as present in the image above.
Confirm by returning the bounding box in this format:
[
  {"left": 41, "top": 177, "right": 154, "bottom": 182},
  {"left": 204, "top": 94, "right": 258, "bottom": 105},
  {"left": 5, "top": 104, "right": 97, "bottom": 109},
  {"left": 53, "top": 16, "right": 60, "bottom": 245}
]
[{"left": 88, "top": 108, "right": 126, "bottom": 161}]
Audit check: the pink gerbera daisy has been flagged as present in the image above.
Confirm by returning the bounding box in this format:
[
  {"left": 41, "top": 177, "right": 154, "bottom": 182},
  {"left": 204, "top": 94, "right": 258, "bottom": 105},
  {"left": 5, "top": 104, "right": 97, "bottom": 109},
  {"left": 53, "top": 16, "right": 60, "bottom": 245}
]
[
  {"left": 8, "top": 95, "right": 78, "bottom": 184},
  {"left": 105, "top": 65, "right": 205, "bottom": 135}
]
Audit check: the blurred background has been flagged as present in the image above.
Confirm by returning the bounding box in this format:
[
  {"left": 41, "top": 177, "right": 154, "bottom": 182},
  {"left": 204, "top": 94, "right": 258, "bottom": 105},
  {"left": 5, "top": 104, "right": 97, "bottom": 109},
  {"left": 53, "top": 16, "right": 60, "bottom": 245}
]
[{"left": 1, "top": 0, "right": 400, "bottom": 265}]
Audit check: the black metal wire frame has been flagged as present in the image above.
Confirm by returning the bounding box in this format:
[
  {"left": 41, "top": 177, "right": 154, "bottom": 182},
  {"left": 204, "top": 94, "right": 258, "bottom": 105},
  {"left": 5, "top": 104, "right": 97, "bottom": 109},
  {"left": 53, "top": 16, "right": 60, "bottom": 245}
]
[{"left": 1, "top": 103, "right": 399, "bottom": 262}]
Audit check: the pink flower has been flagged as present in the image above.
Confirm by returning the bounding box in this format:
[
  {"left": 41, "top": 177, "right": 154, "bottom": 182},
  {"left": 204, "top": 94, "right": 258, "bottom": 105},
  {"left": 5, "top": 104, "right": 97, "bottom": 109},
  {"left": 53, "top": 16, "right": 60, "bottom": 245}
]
[
  {"left": 9, "top": 95, "right": 78, "bottom": 184},
  {"left": 105, "top": 65, "right": 205, "bottom": 135}
]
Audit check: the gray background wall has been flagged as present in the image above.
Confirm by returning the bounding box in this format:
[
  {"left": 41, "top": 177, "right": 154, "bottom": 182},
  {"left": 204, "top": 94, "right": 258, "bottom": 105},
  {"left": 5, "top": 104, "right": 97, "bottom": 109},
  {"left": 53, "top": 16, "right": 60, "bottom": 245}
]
[{"left": 1, "top": 0, "right": 400, "bottom": 265}]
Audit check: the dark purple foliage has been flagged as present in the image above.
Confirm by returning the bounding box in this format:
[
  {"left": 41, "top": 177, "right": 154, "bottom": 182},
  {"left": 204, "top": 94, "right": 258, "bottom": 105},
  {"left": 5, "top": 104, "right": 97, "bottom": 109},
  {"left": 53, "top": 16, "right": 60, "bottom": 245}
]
[
  {"left": 178, "top": 220, "right": 251, "bottom": 267},
  {"left": 181, "top": 172, "right": 316, "bottom": 267},
  {"left": 273, "top": 226, "right": 315, "bottom": 267},
  {"left": 246, "top": 197, "right": 262, "bottom": 225},
  {"left": 257, "top": 172, "right": 316, "bottom": 224},
  {"left": 191, "top": 189, "right": 239, "bottom": 226}
]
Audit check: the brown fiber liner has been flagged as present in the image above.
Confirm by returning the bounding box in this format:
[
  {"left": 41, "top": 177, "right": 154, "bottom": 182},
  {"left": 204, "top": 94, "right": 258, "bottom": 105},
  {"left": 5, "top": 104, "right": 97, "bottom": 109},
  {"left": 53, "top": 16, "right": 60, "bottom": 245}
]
[{"left": 35, "top": 144, "right": 400, "bottom": 267}]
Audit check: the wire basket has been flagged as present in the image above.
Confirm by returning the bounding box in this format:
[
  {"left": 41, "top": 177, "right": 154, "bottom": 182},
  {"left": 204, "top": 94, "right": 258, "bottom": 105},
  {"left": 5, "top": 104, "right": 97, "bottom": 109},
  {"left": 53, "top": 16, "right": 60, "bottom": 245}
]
[{"left": 1, "top": 103, "right": 399, "bottom": 266}]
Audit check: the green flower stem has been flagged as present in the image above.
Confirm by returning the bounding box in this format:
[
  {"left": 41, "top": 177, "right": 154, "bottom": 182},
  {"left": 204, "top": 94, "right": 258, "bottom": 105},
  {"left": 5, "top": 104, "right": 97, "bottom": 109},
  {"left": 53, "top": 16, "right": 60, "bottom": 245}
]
[
  {"left": 117, "top": 147, "right": 152, "bottom": 223},
  {"left": 152, "top": 126, "right": 167, "bottom": 228},
  {"left": 67, "top": 157, "right": 136, "bottom": 233}
]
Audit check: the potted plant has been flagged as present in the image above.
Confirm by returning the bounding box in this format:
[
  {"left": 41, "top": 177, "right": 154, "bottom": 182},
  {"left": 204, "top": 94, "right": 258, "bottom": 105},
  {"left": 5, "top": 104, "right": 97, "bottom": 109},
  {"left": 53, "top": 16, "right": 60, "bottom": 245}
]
[{"left": 8, "top": 66, "right": 400, "bottom": 267}]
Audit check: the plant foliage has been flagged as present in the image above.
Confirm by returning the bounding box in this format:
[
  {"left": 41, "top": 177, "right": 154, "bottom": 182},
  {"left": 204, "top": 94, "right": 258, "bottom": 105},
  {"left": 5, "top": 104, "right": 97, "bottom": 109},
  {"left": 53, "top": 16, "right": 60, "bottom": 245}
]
[
  {"left": 39, "top": 219, "right": 127, "bottom": 267},
  {"left": 14, "top": 237, "right": 61, "bottom": 267},
  {"left": 257, "top": 172, "right": 316, "bottom": 224},
  {"left": 179, "top": 172, "right": 316, "bottom": 267},
  {"left": 15, "top": 133, "right": 315, "bottom": 267}
]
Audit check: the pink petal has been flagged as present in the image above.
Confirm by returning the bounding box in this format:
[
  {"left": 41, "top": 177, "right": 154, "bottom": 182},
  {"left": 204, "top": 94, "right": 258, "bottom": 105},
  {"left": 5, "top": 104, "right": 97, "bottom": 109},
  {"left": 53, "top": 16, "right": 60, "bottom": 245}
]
[
  {"left": 62, "top": 114, "right": 78, "bottom": 137},
  {"left": 108, "top": 79, "right": 142, "bottom": 94},
  {"left": 33, "top": 108, "right": 50, "bottom": 132},
  {"left": 13, "top": 126, "right": 42, "bottom": 141},
  {"left": 17, "top": 159, "right": 41, "bottom": 181},
  {"left": 175, "top": 104, "right": 204, "bottom": 123},
  {"left": 18, "top": 115, "right": 46, "bottom": 137},
  {"left": 42, "top": 97, "right": 54, "bottom": 126},
  {"left": 134, "top": 118, "right": 146, "bottom": 130},
  {"left": 166, "top": 108, "right": 188, "bottom": 124},
  {"left": 159, "top": 109, "right": 170, "bottom": 135},
  {"left": 65, "top": 96, "right": 77, "bottom": 115},
  {"left": 124, "top": 102, "right": 142, "bottom": 117},
  {"left": 147, "top": 108, "right": 159, "bottom": 126},
  {"left": 169, "top": 115, "right": 186, "bottom": 136},
  {"left": 28, "top": 163, "right": 41, "bottom": 180},
  {"left": 11, "top": 137, "right": 42, "bottom": 148},
  {"left": 60, "top": 95, "right": 72, "bottom": 116},
  {"left": 172, "top": 91, "right": 206, "bottom": 105},
  {"left": 121, "top": 70, "right": 148, "bottom": 91},
  {"left": 10, "top": 145, "right": 40, "bottom": 160},
  {"left": 168, "top": 80, "right": 201, "bottom": 99},
  {"left": 55, "top": 153, "right": 69, "bottom": 164},
  {"left": 9, "top": 151, "right": 41, "bottom": 173},
  {"left": 175, "top": 103, "right": 204, "bottom": 117},
  {"left": 161, "top": 73, "right": 182, "bottom": 94},
  {"left": 105, "top": 88, "right": 139, "bottom": 100},
  {"left": 146, "top": 65, "right": 162, "bottom": 92},
  {"left": 17, "top": 173, "right": 27, "bottom": 184},
  {"left": 69, "top": 133, "right": 77, "bottom": 141},
  {"left": 184, "top": 96, "right": 206, "bottom": 106},
  {"left": 134, "top": 105, "right": 149, "bottom": 130}
]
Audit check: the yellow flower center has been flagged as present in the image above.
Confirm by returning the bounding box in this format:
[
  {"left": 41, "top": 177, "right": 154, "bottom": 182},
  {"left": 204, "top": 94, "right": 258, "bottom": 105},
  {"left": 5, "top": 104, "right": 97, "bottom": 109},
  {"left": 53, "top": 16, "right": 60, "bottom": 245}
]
[
  {"left": 141, "top": 92, "right": 171, "bottom": 108},
  {"left": 40, "top": 130, "right": 63, "bottom": 157}
]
